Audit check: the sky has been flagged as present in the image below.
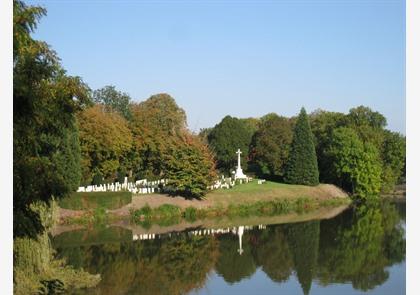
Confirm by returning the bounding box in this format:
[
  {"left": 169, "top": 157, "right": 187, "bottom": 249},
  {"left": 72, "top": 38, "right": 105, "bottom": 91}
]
[{"left": 28, "top": 0, "right": 405, "bottom": 134}]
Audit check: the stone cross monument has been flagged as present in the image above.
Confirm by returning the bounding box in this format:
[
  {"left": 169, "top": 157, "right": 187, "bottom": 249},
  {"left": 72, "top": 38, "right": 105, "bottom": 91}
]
[{"left": 234, "top": 149, "right": 247, "bottom": 180}]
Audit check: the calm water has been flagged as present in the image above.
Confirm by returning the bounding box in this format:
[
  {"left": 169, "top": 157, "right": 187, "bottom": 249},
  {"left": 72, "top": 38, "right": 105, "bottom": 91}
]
[{"left": 52, "top": 200, "right": 405, "bottom": 295}]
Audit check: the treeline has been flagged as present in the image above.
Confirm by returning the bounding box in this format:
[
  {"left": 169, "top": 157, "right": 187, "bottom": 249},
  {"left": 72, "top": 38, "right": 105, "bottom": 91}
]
[
  {"left": 202, "top": 106, "right": 405, "bottom": 198},
  {"left": 13, "top": 0, "right": 215, "bottom": 238},
  {"left": 77, "top": 90, "right": 216, "bottom": 199}
]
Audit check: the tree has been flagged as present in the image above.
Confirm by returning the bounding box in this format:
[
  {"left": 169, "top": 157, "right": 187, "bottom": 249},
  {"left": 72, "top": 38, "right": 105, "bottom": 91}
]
[
  {"left": 77, "top": 105, "right": 133, "bottom": 183},
  {"left": 345, "top": 105, "right": 387, "bottom": 150},
  {"left": 249, "top": 113, "right": 293, "bottom": 180},
  {"left": 284, "top": 108, "right": 319, "bottom": 186},
  {"left": 380, "top": 131, "right": 406, "bottom": 192},
  {"left": 13, "top": 0, "right": 91, "bottom": 237},
  {"left": 326, "top": 127, "right": 382, "bottom": 198},
  {"left": 310, "top": 110, "right": 346, "bottom": 183},
  {"left": 207, "top": 116, "right": 254, "bottom": 173},
  {"left": 93, "top": 85, "right": 133, "bottom": 120},
  {"left": 129, "top": 93, "right": 187, "bottom": 178},
  {"left": 164, "top": 135, "right": 217, "bottom": 199}
]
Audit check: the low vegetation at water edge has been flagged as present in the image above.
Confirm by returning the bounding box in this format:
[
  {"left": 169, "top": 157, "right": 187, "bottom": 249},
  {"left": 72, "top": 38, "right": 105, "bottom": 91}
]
[
  {"left": 58, "top": 192, "right": 132, "bottom": 210},
  {"left": 130, "top": 197, "right": 350, "bottom": 225}
]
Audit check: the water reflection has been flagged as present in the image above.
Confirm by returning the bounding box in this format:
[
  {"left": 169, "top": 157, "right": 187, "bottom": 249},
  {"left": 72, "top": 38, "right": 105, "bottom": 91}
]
[{"left": 53, "top": 201, "right": 405, "bottom": 295}]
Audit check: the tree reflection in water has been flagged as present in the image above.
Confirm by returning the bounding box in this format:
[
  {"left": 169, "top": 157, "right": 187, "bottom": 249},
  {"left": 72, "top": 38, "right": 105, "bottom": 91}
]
[{"left": 54, "top": 200, "right": 405, "bottom": 295}]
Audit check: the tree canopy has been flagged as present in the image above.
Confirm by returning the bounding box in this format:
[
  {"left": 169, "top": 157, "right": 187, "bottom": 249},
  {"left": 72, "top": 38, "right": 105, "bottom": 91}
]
[
  {"left": 207, "top": 116, "right": 254, "bottom": 173},
  {"left": 93, "top": 85, "right": 133, "bottom": 120},
  {"left": 77, "top": 105, "right": 133, "bottom": 184},
  {"left": 13, "top": 0, "right": 91, "bottom": 237},
  {"left": 249, "top": 113, "right": 293, "bottom": 180},
  {"left": 284, "top": 108, "right": 319, "bottom": 186}
]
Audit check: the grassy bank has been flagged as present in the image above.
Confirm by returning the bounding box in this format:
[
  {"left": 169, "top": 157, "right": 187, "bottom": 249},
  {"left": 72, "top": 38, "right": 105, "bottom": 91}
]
[
  {"left": 58, "top": 191, "right": 132, "bottom": 210},
  {"left": 130, "top": 196, "right": 351, "bottom": 226}
]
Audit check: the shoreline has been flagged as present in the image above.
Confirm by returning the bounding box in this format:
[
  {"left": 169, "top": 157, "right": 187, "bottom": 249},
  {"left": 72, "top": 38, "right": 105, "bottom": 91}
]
[{"left": 56, "top": 182, "right": 351, "bottom": 225}]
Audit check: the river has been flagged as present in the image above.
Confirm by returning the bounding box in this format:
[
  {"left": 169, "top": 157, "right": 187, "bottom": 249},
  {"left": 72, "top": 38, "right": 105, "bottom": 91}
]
[{"left": 52, "top": 200, "right": 405, "bottom": 295}]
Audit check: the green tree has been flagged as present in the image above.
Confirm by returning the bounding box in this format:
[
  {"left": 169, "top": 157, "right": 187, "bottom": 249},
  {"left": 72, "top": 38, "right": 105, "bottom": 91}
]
[
  {"left": 164, "top": 135, "right": 217, "bottom": 199},
  {"left": 326, "top": 127, "right": 382, "bottom": 198},
  {"left": 77, "top": 105, "right": 133, "bottom": 183},
  {"left": 13, "top": 0, "right": 91, "bottom": 237},
  {"left": 93, "top": 85, "right": 133, "bottom": 120},
  {"left": 380, "top": 131, "right": 406, "bottom": 192},
  {"left": 310, "top": 109, "right": 347, "bottom": 183},
  {"left": 207, "top": 116, "right": 254, "bottom": 173},
  {"left": 249, "top": 113, "right": 293, "bottom": 180},
  {"left": 284, "top": 108, "right": 319, "bottom": 186}
]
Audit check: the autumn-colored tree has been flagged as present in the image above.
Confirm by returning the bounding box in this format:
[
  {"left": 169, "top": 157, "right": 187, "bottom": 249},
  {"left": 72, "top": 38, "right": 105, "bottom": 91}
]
[
  {"left": 164, "top": 135, "right": 217, "bottom": 199},
  {"left": 129, "top": 93, "right": 187, "bottom": 179},
  {"left": 77, "top": 105, "right": 132, "bottom": 183}
]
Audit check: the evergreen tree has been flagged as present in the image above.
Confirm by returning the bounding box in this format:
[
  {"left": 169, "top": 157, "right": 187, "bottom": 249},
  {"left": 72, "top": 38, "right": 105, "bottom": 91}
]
[{"left": 284, "top": 108, "right": 319, "bottom": 185}]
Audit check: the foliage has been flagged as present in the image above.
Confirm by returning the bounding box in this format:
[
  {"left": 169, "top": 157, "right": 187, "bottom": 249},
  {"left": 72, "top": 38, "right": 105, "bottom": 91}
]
[
  {"left": 381, "top": 130, "right": 406, "bottom": 192},
  {"left": 207, "top": 115, "right": 255, "bottom": 173},
  {"left": 326, "top": 127, "right": 382, "bottom": 198},
  {"left": 129, "top": 93, "right": 187, "bottom": 178},
  {"left": 13, "top": 0, "right": 91, "bottom": 237},
  {"left": 164, "top": 135, "right": 217, "bottom": 198},
  {"left": 183, "top": 206, "right": 198, "bottom": 222},
  {"left": 58, "top": 192, "right": 132, "bottom": 210},
  {"left": 249, "top": 113, "right": 293, "bottom": 179},
  {"left": 77, "top": 105, "right": 133, "bottom": 183},
  {"left": 14, "top": 200, "right": 100, "bottom": 294},
  {"left": 309, "top": 109, "right": 347, "bottom": 183},
  {"left": 93, "top": 85, "right": 133, "bottom": 120},
  {"left": 284, "top": 108, "right": 319, "bottom": 186}
]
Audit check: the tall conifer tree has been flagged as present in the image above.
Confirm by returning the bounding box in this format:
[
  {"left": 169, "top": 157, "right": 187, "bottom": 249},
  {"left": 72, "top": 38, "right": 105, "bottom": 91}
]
[{"left": 284, "top": 108, "right": 319, "bottom": 185}]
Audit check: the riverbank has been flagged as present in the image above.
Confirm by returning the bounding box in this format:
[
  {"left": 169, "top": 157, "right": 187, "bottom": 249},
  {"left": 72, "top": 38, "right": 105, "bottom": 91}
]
[{"left": 57, "top": 181, "right": 350, "bottom": 225}]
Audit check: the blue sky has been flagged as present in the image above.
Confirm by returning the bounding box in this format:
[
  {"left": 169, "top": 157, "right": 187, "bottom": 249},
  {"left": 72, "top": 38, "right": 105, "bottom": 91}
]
[{"left": 28, "top": 0, "right": 405, "bottom": 134}]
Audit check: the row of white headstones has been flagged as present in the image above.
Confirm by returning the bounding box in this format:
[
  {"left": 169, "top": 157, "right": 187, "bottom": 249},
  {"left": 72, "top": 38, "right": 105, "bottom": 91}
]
[
  {"left": 76, "top": 175, "right": 258, "bottom": 194},
  {"left": 77, "top": 178, "right": 167, "bottom": 194},
  {"left": 77, "top": 149, "right": 265, "bottom": 194}
]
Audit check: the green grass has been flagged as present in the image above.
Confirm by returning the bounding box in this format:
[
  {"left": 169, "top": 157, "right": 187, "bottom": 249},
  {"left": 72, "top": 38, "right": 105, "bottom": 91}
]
[
  {"left": 58, "top": 192, "right": 132, "bottom": 210},
  {"left": 130, "top": 196, "right": 350, "bottom": 226}
]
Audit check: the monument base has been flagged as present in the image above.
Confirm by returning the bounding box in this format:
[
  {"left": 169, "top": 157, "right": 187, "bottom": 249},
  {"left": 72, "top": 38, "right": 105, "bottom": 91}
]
[{"left": 234, "top": 168, "right": 247, "bottom": 180}]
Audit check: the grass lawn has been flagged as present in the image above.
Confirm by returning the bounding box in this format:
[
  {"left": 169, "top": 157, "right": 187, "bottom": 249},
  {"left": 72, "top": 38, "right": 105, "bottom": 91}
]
[
  {"left": 206, "top": 180, "right": 348, "bottom": 207},
  {"left": 59, "top": 191, "right": 132, "bottom": 210}
]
